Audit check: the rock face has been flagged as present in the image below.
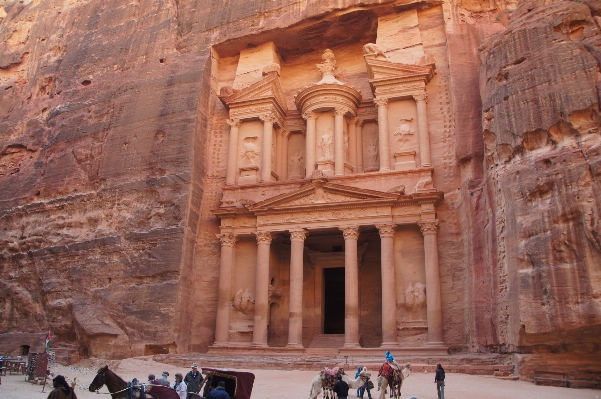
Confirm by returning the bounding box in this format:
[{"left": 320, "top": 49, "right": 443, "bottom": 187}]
[
  {"left": 479, "top": 0, "right": 601, "bottom": 353},
  {"left": 0, "top": 0, "right": 599, "bottom": 371}
]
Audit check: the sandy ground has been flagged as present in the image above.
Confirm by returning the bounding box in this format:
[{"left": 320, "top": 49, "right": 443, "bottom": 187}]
[{"left": 0, "top": 357, "right": 599, "bottom": 399}]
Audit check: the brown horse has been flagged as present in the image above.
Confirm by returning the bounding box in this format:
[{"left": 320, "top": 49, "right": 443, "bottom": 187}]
[{"left": 89, "top": 365, "right": 179, "bottom": 399}]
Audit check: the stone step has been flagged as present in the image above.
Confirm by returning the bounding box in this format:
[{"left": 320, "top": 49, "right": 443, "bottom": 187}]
[{"left": 308, "top": 334, "right": 345, "bottom": 348}]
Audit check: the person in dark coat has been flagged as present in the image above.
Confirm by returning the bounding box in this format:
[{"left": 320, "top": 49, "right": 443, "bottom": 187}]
[
  {"left": 47, "top": 375, "right": 78, "bottom": 399},
  {"left": 434, "top": 363, "right": 445, "bottom": 399},
  {"left": 184, "top": 363, "right": 204, "bottom": 398},
  {"left": 333, "top": 374, "right": 349, "bottom": 399},
  {"left": 207, "top": 381, "right": 230, "bottom": 399}
]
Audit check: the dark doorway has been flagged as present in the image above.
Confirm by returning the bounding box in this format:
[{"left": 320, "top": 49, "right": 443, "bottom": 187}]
[{"left": 323, "top": 267, "right": 345, "bottom": 334}]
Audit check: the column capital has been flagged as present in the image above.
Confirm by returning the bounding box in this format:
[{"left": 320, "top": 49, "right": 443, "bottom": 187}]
[
  {"left": 334, "top": 106, "right": 348, "bottom": 116},
  {"left": 413, "top": 92, "right": 428, "bottom": 102},
  {"left": 280, "top": 129, "right": 290, "bottom": 138},
  {"left": 376, "top": 223, "right": 396, "bottom": 238},
  {"left": 340, "top": 226, "right": 360, "bottom": 240},
  {"left": 216, "top": 233, "right": 237, "bottom": 246},
  {"left": 226, "top": 118, "right": 241, "bottom": 128},
  {"left": 255, "top": 231, "right": 273, "bottom": 245},
  {"left": 418, "top": 219, "right": 439, "bottom": 235},
  {"left": 302, "top": 110, "right": 318, "bottom": 120},
  {"left": 259, "top": 113, "right": 277, "bottom": 123},
  {"left": 373, "top": 98, "right": 389, "bottom": 107},
  {"left": 289, "top": 229, "right": 308, "bottom": 242},
  {"left": 354, "top": 118, "right": 364, "bottom": 127}
]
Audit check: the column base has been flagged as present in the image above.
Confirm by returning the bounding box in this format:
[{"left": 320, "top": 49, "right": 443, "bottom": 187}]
[
  {"left": 286, "top": 343, "right": 304, "bottom": 349},
  {"left": 420, "top": 163, "right": 432, "bottom": 167},
  {"left": 426, "top": 341, "right": 446, "bottom": 347},
  {"left": 379, "top": 167, "right": 391, "bottom": 172},
  {"left": 251, "top": 342, "right": 268, "bottom": 348},
  {"left": 380, "top": 342, "right": 401, "bottom": 350},
  {"left": 210, "top": 342, "right": 229, "bottom": 348},
  {"left": 343, "top": 343, "right": 361, "bottom": 349}
]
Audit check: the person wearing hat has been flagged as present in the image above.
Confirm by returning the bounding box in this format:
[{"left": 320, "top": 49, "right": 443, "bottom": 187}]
[
  {"left": 207, "top": 381, "right": 230, "bottom": 399},
  {"left": 184, "top": 363, "right": 204, "bottom": 399},
  {"left": 157, "top": 371, "right": 170, "bottom": 387},
  {"left": 47, "top": 375, "right": 78, "bottom": 399}
]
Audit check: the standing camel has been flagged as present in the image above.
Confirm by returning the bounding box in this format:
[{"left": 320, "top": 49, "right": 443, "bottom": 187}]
[
  {"left": 377, "top": 362, "right": 411, "bottom": 399},
  {"left": 309, "top": 370, "right": 364, "bottom": 399}
]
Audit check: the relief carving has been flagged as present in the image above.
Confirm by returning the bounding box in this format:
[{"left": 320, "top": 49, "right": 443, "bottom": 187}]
[
  {"left": 367, "top": 138, "right": 379, "bottom": 168},
  {"left": 240, "top": 136, "right": 260, "bottom": 166},
  {"left": 288, "top": 151, "right": 305, "bottom": 179},
  {"left": 393, "top": 118, "right": 415, "bottom": 150},
  {"left": 255, "top": 231, "right": 273, "bottom": 244},
  {"left": 405, "top": 282, "right": 427, "bottom": 312},
  {"left": 415, "top": 176, "right": 434, "bottom": 192},
  {"left": 268, "top": 284, "right": 283, "bottom": 305},
  {"left": 418, "top": 219, "right": 439, "bottom": 235},
  {"left": 376, "top": 223, "right": 396, "bottom": 237},
  {"left": 232, "top": 288, "right": 254, "bottom": 315},
  {"left": 373, "top": 98, "right": 389, "bottom": 107},
  {"left": 363, "top": 43, "right": 386, "bottom": 58},
  {"left": 318, "top": 131, "right": 333, "bottom": 160},
  {"left": 341, "top": 225, "right": 360, "bottom": 240},
  {"left": 216, "top": 233, "right": 237, "bottom": 246}
]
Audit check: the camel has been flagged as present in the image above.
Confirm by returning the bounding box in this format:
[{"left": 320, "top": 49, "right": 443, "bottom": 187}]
[
  {"left": 308, "top": 370, "right": 364, "bottom": 399},
  {"left": 376, "top": 363, "right": 411, "bottom": 399}
]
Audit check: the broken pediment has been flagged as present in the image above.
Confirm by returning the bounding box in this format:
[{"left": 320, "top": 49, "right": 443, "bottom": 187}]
[
  {"left": 247, "top": 181, "right": 399, "bottom": 212},
  {"left": 364, "top": 51, "right": 435, "bottom": 97},
  {"left": 219, "top": 67, "right": 288, "bottom": 115}
]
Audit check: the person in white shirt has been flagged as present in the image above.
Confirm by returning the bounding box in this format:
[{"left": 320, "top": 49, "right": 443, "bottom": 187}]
[{"left": 172, "top": 373, "right": 187, "bottom": 399}]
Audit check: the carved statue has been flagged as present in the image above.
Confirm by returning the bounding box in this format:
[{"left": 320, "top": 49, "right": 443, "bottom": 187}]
[
  {"left": 344, "top": 130, "right": 349, "bottom": 160},
  {"left": 405, "top": 282, "right": 426, "bottom": 312},
  {"left": 367, "top": 138, "right": 379, "bottom": 166},
  {"left": 362, "top": 43, "right": 386, "bottom": 58},
  {"left": 289, "top": 151, "right": 304, "bottom": 179},
  {"left": 232, "top": 288, "right": 255, "bottom": 315},
  {"left": 318, "top": 132, "right": 333, "bottom": 160},
  {"left": 393, "top": 118, "right": 415, "bottom": 149},
  {"left": 316, "top": 49, "right": 342, "bottom": 84},
  {"left": 240, "top": 136, "right": 260, "bottom": 165},
  {"left": 268, "top": 284, "right": 283, "bottom": 305}
]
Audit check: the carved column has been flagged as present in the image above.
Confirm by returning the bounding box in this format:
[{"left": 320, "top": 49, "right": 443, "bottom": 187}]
[
  {"left": 355, "top": 119, "right": 364, "bottom": 173},
  {"left": 418, "top": 220, "right": 444, "bottom": 345},
  {"left": 303, "top": 111, "right": 317, "bottom": 177},
  {"left": 377, "top": 223, "right": 397, "bottom": 347},
  {"left": 348, "top": 118, "right": 357, "bottom": 171},
  {"left": 280, "top": 130, "right": 289, "bottom": 180},
  {"left": 225, "top": 119, "right": 241, "bottom": 185},
  {"left": 414, "top": 93, "right": 432, "bottom": 167},
  {"left": 253, "top": 231, "right": 272, "bottom": 346},
  {"left": 214, "top": 233, "right": 237, "bottom": 345},
  {"left": 341, "top": 226, "right": 360, "bottom": 348},
  {"left": 287, "top": 229, "right": 307, "bottom": 348},
  {"left": 260, "top": 114, "right": 275, "bottom": 182},
  {"left": 334, "top": 107, "right": 346, "bottom": 176},
  {"left": 374, "top": 98, "right": 391, "bottom": 171}
]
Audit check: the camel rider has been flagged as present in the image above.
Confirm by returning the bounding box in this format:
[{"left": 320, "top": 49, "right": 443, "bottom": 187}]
[{"left": 378, "top": 351, "right": 400, "bottom": 392}]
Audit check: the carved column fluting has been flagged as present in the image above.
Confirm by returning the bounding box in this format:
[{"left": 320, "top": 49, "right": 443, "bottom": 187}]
[
  {"left": 280, "top": 130, "right": 289, "bottom": 180},
  {"left": 355, "top": 119, "right": 364, "bottom": 173},
  {"left": 341, "top": 226, "right": 360, "bottom": 348},
  {"left": 287, "top": 229, "right": 307, "bottom": 348},
  {"left": 253, "top": 231, "right": 272, "bottom": 346},
  {"left": 260, "top": 114, "right": 275, "bottom": 182},
  {"left": 348, "top": 118, "right": 357, "bottom": 171},
  {"left": 374, "top": 98, "right": 391, "bottom": 171},
  {"left": 377, "top": 223, "right": 397, "bottom": 347},
  {"left": 303, "top": 111, "right": 317, "bottom": 177},
  {"left": 414, "top": 93, "right": 432, "bottom": 167},
  {"left": 225, "top": 119, "right": 241, "bottom": 185},
  {"left": 418, "top": 220, "right": 444, "bottom": 345},
  {"left": 214, "top": 233, "right": 237, "bottom": 345},
  {"left": 334, "top": 107, "right": 346, "bottom": 176}
]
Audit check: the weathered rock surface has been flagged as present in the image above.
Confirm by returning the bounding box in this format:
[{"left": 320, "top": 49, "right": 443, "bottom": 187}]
[{"left": 479, "top": 0, "right": 601, "bottom": 353}]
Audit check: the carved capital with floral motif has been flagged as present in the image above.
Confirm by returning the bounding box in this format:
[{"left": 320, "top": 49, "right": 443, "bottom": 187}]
[
  {"left": 418, "top": 220, "right": 439, "bottom": 235},
  {"left": 226, "top": 118, "right": 241, "bottom": 128},
  {"left": 373, "top": 98, "right": 389, "bottom": 108},
  {"left": 216, "top": 233, "right": 237, "bottom": 247},
  {"left": 255, "top": 231, "right": 273, "bottom": 245},
  {"left": 354, "top": 118, "right": 364, "bottom": 127},
  {"left": 302, "top": 111, "right": 318, "bottom": 121},
  {"left": 259, "top": 113, "right": 277, "bottom": 124},
  {"left": 289, "top": 229, "right": 308, "bottom": 242},
  {"left": 376, "top": 223, "right": 396, "bottom": 238},
  {"left": 341, "top": 226, "right": 360, "bottom": 240},
  {"left": 413, "top": 92, "right": 428, "bottom": 103},
  {"left": 334, "top": 106, "right": 348, "bottom": 116}
]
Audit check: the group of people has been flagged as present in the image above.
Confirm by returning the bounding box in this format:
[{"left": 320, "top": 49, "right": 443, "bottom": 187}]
[{"left": 145, "top": 363, "right": 228, "bottom": 399}]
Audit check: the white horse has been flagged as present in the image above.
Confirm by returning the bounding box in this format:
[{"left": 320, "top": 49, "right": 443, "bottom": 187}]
[
  {"left": 376, "top": 363, "right": 411, "bottom": 399},
  {"left": 309, "top": 371, "right": 364, "bottom": 399}
]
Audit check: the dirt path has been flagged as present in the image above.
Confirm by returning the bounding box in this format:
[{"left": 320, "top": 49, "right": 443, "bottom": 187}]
[{"left": 0, "top": 357, "right": 599, "bottom": 399}]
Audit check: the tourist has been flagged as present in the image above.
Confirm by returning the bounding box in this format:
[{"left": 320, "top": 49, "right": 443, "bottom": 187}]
[
  {"left": 355, "top": 365, "right": 362, "bottom": 398},
  {"left": 147, "top": 374, "right": 159, "bottom": 385},
  {"left": 172, "top": 373, "right": 187, "bottom": 399},
  {"left": 333, "top": 374, "right": 349, "bottom": 399},
  {"left": 47, "top": 375, "right": 78, "bottom": 399},
  {"left": 184, "top": 363, "right": 204, "bottom": 398},
  {"left": 157, "top": 371, "right": 170, "bottom": 387},
  {"left": 359, "top": 367, "right": 373, "bottom": 399},
  {"left": 435, "top": 363, "right": 445, "bottom": 399},
  {"left": 207, "top": 380, "right": 230, "bottom": 399}
]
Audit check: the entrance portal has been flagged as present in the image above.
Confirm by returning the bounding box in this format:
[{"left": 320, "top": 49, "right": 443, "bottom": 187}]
[{"left": 323, "top": 267, "right": 345, "bottom": 334}]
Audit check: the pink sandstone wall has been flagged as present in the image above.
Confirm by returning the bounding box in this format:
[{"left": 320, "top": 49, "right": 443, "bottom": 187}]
[{"left": 0, "top": 0, "right": 599, "bottom": 368}]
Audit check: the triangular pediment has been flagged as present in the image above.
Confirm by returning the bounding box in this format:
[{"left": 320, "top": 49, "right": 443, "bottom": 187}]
[
  {"left": 248, "top": 181, "right": 400, "bottom": 212},
  {"left": 219, "top": 72, "right": 288, "bottom": 112},
  {"left": 365, "top": 58, "right": 435, "bottom": 83}
]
